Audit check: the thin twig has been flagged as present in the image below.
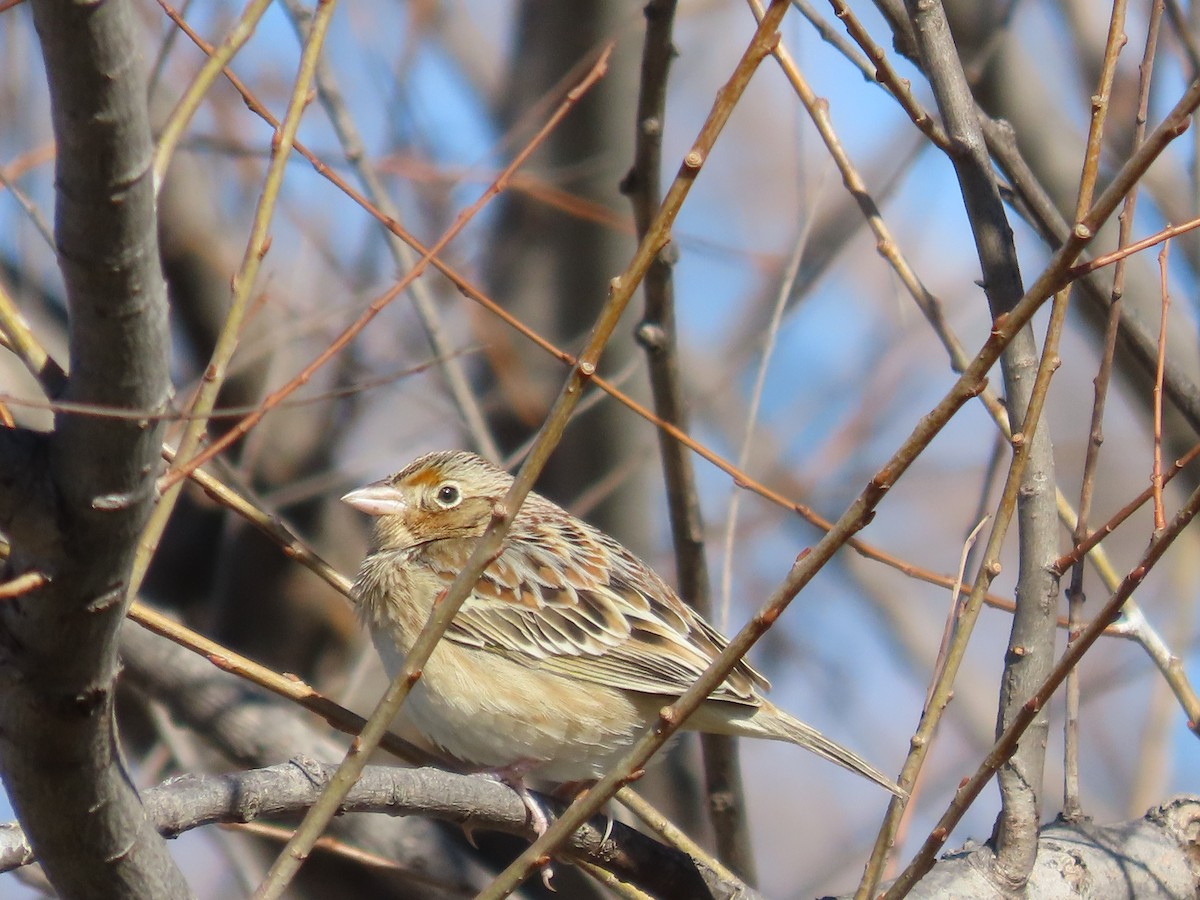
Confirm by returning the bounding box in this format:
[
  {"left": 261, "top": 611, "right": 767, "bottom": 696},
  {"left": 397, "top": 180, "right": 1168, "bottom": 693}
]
[
  {"left": 151, "top": 0, "right": 274, "bottom": 188},
  {"left": 614, "top": 788, "right": 743, "bottom": 889},
  {"left": 718, "top": 181, "right": 815, "bottom": 632},
  {"left": 475, "top": 6, "right": 796, "bottom": 896},
  {"left": 1065, "top": 213, "right": 1200, "bottom": 278},
  {"left": 884, "top": 477, "right": 1200, "bottom": 896},
  {"left": 1060, "top": 445, "right": 1199, "bottom": 577},
  {"left": 926, "top": 515, "right": 990, "bottom": 710},
  {"left": 130, "top": 0, "right": 339, "bottom": 597},
  {"left": 253, "top": 47, "right": 619, "bottom": 899},
  {"left": 1066, "top": 0, "right": 1164, "bottom": 821},
  {"left": 1153, "top": 241, "right": 1171, "bottom": 534},
  {"left": 277, "top": 0, "right": 499, "bottom": 462},
  {"left": 0, "top": 162, "right": 55, "bottom": 252},
  {"left": 1059, "top": 0, "right": 1133, "bottom": 829},
  {"left": 0, "top": 571, "right": 48, "bottom": 600},
  {"left": 0, "top": 279, "right": 67, "bottom": 397},
  {"left": 822, "top": 0, "right": 950, "bottom": 151},
  {"left": 1112, "top": 602, "right": 1200, "bottom": 741},
  {"left": 0, "top": 354, "right": 467, "bottom": 423}
]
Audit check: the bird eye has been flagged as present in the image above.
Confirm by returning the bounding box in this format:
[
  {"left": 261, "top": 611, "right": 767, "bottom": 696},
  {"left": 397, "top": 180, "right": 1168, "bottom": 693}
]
[{"left": 434, "top": 483, "right": 461, "bottom": 508}]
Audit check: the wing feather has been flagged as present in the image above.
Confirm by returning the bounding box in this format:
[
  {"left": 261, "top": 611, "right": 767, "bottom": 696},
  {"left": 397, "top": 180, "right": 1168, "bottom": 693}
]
[{"left": 417, "top": 530, "right": 768, "bottom": 706}]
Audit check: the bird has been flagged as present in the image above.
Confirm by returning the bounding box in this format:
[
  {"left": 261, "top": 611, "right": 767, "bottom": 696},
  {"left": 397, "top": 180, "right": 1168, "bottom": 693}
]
[{"left": 343, "top": 449, "right": 903, "bottom": 805}]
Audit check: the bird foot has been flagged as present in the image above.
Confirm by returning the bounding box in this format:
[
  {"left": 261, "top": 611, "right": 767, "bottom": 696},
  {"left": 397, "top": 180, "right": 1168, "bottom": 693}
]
[{"left": 477, "top": 762, "right": 557, "bottom": 888}]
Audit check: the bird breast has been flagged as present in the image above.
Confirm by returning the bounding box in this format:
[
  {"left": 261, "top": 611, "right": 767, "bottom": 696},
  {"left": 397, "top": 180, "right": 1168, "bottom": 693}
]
[{"left": 352, "top": 547, "right": 435, "bottom": 647}]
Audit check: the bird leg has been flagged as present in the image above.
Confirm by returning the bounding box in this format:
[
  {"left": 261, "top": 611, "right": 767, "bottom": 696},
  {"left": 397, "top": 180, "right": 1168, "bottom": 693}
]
[{"left": 477, "top": 761, "right": 557, "bottom": 889}]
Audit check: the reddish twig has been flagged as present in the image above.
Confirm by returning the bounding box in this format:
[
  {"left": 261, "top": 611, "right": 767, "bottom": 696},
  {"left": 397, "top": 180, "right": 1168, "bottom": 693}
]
[
  {"left": 1153, "top": 241, "right": 1171, "bottom": 534},
  {"left": 0, "top": 571, "right": 48, "bottom": 600},
  {"left": 884, "top": 477, "right": 1200, "bottom": 896},
  {"left": 158, "top": 47, "right": 615, "bottom": 491},
  {"left": 1066, "top": 214, "right": 1200, "bottom": 278},
  {"left": 1053, "top": 435, "right": 1200, "bottom": 575}
]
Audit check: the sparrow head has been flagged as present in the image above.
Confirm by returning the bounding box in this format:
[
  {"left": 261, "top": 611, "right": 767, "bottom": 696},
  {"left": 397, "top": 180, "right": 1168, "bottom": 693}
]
[{"left": 343, "top": 451, "right": 512, "bottom": 551}]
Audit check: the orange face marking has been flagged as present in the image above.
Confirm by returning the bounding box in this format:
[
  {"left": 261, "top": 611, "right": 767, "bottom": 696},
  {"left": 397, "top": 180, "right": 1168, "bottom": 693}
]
[{"left": 403, "top": 467, "right": 443, "bottom": 488}]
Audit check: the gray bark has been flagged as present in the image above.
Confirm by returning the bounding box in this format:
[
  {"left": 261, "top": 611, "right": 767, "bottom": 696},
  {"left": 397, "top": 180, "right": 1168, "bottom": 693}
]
[{"left": 0, "top": 2, "right": 186, "bottom": 897}]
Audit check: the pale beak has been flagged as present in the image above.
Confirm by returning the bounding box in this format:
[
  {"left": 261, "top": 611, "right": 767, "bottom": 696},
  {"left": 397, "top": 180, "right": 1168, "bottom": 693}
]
[{"left": 342, "top": 482, "right": 407, "bottom": 517}]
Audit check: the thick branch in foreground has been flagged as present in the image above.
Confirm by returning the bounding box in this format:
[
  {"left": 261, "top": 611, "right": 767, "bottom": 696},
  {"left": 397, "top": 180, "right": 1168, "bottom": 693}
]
[
  {"left": 2, "top": 765, "right": 1194, "bottom": 900},
  {"left": 119, "top": 619, "right": 489, "bottom": 898},
  {"left": 0, "top": 762, "right": 739, "bottom": 900},
  {"left": 118, "top": 619, "right": 747, "bottom": 898},
  {"left": 0, "top": 2, "right": 181, "bottom": 898}
]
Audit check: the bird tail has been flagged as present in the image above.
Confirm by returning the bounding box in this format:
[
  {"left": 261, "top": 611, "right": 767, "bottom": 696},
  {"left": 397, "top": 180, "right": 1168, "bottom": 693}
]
[{"left": 695, "top": 700, "right": 906, "bottom": 798}]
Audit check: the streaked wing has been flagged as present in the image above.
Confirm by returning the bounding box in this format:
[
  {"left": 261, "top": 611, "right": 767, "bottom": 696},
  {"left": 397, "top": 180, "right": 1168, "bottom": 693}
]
[{"left": 417, "top": 527, "right": 769, "bottom": 706}]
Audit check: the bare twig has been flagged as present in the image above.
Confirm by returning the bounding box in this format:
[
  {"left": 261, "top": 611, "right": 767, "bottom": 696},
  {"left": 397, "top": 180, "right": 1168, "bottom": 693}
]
[
  {"left": 254, "top": 47, "right": 616, "bottom": 899},
  {"left": 151, "top": 0, "right": 274, "bottom": 187},
  {"left": 884, "top": 478, "right": 1200, "bottom": 896},
  {"left": 130, "top": 0, "right": 338, "bottom": 597},
  {"left": 476, "top": 5, "right": 796, "bottom": 895},
  {"left": 822, "top": 0, "right": 950, "bottom": 151},
  {"left": 277, "top": 0, "right": 499, "bottom": 462},
  {"left": 1056, "top": 0, "right": 1132, "bottom": 831},
  {"left": 0, "top": 571, "right": 48, "bottom": 600},
  {"left": 0, "top": 162, "right": 55, "bottom": 252},
  {"left": 1066, "top": 0, "right": 1163, "bottom": 823},
  {"left": 0, "top": 278, "right": 66, "bottom": 396},
  {"left": 1153, "top": 242, "right": 1171, "bottom": 534},
  {"left": 624, "top": 0, "right": 756, "bottom": 877}
]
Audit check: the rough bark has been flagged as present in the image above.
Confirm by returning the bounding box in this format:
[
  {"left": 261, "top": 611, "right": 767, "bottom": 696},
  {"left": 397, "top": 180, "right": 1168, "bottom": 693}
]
[{"left": 0, "top": 2, "right": 186, "bottom": 897}]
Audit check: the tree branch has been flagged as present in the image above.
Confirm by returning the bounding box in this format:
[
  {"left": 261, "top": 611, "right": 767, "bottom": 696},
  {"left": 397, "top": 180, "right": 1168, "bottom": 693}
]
[
  {"left": 4, "top": 765, "right": 1194, "bottom": 900},
  {"left": 118, "top": 619, "right": 485, "bottom": 895},
  {"left": 870, "top": 797, "right": 1200, "bottom": 900},
  {"left": 0, "top": 759, "right": 753, "bottom": 900},
  {"left": 903, "top": 0, "right": 1060, "bottom": 888},
  {"left": 622, "top": 0, "right": 756, "bottom": 880},
  {"left": 0, "top": 1, "right": 182, "bottom": 897}
]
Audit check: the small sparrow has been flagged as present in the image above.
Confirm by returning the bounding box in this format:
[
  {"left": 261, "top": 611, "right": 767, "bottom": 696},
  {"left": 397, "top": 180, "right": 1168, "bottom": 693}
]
[{"left": 344, "top": 450, "right": 902, "bottom": 801}]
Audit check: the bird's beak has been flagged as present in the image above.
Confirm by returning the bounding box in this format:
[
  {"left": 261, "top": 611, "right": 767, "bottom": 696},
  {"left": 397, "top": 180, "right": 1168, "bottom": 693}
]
[{"left": 342, "top": 482, "right": 407, "bottom": 517}]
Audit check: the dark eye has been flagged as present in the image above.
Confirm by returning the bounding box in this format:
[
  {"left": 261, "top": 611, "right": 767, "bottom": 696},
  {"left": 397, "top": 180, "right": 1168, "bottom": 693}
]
[{"left": 435, "top": 483, "right": 461, "bottom": 507}]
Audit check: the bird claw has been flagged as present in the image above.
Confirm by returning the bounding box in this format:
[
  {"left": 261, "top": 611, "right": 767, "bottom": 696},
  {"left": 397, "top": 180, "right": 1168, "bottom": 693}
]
[
  {"left": 461, "top": 817, "right": 481, "bottom": 849},
  {"left": 600, "top": 814, "right": 614, "bottom": 845}
]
